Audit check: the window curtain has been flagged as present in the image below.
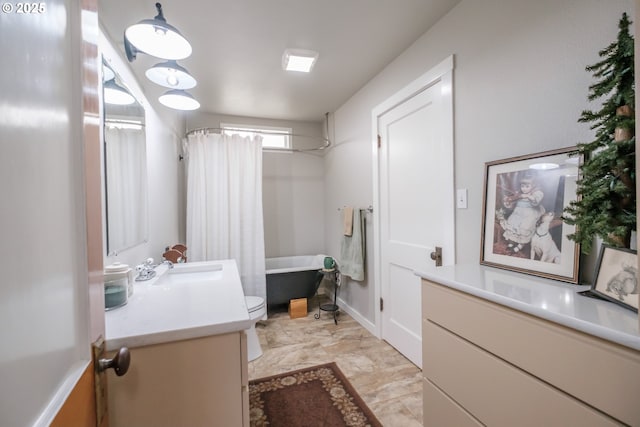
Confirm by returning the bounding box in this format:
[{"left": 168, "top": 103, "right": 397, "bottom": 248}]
[{"left": 185, "top": 132, "right": 267, "bottom": 300}]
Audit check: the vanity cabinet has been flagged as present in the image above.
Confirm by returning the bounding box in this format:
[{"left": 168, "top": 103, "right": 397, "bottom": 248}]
[
  {"left": 421, "top": 278, "right": 640, "bottom": 426},
  {"left": 107, "top": 331, "right": 249, "bottom": 427},
  {"left": 105, "top": 260, "right": 252, "bottom": 427}
]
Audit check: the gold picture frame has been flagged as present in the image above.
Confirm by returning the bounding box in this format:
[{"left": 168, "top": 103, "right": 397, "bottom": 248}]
[{"left": 480, "top": 147, "right": 580, "bottom": 283}]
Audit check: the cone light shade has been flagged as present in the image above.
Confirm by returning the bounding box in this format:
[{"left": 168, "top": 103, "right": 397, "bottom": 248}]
[
  {"left": 103, "top": 65, "right": 115, "bottom": 82},
  {"left": 159, "top": 89, "right": 200, "bottom": 110},
  {"left": 125, "top": 3, "right": 192, "bottom": 60},
  {"left": 104, "top": 79, "right": 135, "bottom": 105},
  {"left": 146, "top": 60, "right": 196, "bottom": 89}
]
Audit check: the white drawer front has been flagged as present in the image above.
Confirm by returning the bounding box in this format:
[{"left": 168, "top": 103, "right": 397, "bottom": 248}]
[
  {"left": 423, "top": 320, "right": 621, "bottom": 426},
  {"left": 423, "top": 378, "right": 482, "bottom": 427},
  {"left": 422, "top": 280, "right": 640, "bottom": 425}
]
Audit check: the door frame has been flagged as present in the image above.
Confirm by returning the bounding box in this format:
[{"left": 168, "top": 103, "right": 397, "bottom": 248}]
[{"left": 371, "top": 55, "right": 455, "bottom": 338}]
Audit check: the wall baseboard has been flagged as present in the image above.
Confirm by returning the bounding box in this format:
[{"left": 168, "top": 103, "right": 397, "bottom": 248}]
[{"left": 335, "top": 297, "right": 378, "bottom": 338}]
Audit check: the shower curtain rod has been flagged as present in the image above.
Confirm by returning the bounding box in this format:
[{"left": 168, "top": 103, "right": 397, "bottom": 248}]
[
  {"left": 184, "top": 127, "right": 331, "bottom": 152},
  {"left": 105, "top": 118, "right": 145, "bottom": 127}
]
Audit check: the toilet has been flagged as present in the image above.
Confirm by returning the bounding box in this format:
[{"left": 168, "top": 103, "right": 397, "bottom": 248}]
[{"left": 245, "top": 296, "right": 267, "bottom": 361}]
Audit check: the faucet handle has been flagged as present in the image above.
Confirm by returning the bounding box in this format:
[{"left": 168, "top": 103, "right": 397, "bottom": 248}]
[{"left": 145, "top": 257, "right": 154, "bottom": 266}]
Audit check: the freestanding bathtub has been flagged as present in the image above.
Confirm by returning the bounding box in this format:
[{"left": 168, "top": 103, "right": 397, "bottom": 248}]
[{"left": 265, "top": 254, "right": 327, "bottom": 306}]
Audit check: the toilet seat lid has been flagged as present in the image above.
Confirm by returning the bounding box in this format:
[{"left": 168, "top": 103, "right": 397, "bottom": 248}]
[{"left": 245, "top": 296, "right": 265, "bottom": 312}]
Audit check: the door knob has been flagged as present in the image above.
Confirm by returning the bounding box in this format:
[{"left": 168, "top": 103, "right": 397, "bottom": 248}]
[
  {"left": 98, "top": 347, "right": 131, "bottom": 376},
  {"left": 430, "top": 246, "right": 443, "bottom": 267}
]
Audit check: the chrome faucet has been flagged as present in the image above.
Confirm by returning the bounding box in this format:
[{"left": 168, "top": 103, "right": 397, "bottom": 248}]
[
  {"left": 135, "top": 258, "right": 157, "bottom": 281},
  {"left": 161, "top": 260, "right": 174, "bottom": 269}
]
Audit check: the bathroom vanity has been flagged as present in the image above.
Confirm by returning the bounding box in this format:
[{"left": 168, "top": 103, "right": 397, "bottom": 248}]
[
  {"left": 417, "top": 264, "right": 640, "bottom": 426},
  {"left": 105, "top": 260, "right": 252, "bottom": 427}
]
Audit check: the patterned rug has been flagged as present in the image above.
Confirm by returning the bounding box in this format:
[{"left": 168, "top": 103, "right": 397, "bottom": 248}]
[{"left": 249, "top": 362, "right": 382, "bottom": 427}]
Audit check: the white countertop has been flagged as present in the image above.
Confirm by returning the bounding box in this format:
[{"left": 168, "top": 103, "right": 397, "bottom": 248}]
[
  {"left": 105, "top": 259, "right": 252, "bottom": 351},
  {"left": 415, "top": 264, "right": 640, "bottom": 351}
]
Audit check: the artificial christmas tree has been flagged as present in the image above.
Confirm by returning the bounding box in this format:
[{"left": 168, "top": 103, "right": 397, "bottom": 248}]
[{"left": 563, "top": 12, "right": 636, "bottom": 254}]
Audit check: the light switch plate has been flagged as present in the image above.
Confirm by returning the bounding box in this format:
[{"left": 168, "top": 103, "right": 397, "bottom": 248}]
[{"left": 456, "top": 189, "right": 468, "bottom": 209}]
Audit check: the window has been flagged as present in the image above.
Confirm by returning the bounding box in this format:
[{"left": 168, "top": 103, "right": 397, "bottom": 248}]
[{"left": 221, "top": 123, "right": 291, "bottom": 150}]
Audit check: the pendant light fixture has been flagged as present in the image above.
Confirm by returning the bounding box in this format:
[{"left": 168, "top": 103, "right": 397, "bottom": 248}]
[
  {"left": 145, "top": 60, "right": 197, "bottom": 89},
  {"left": 124, "top": 3, "right": 200, "bottom": 110},
  {"left": 104, "top": 79, "right": 136, "bottom": 105},
  {"left": 124, "top": 2, "right": 192, "bottom": 61},
  {"left": 158, "top": 89, "right": 200, "bottom": 111}
]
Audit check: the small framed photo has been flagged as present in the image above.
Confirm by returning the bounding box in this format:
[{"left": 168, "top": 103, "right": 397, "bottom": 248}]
[
  {"left": 591, "top": 245, "right": 638, "bottom": 312},
  {"left": 480, "top": 147, "right": 581, "bottom": 283}
]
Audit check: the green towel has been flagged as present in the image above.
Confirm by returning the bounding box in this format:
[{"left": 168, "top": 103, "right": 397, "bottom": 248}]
[{"left": 339, "top": 209, "right": 365, "bottom": 281}]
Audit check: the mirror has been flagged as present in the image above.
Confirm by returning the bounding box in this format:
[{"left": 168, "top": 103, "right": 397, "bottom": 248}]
[{"left": 103, "top": 59, "right": 148, "bottom": 256}]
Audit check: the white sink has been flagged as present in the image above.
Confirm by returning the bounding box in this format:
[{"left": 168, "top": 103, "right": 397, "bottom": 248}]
[
  {"left": 151, "top": 262, "right": 224, "bottom": 286},
  {"left": 170, "top": 262, "right": 223, "bottom": 274}
]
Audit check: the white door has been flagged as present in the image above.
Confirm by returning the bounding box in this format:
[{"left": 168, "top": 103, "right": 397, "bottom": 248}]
[
  {"left": 2, "top": 1, "right": 108, "bottom": 424},
  {"left": 376, "top": 58, "right": 455, "bottom": 368}
]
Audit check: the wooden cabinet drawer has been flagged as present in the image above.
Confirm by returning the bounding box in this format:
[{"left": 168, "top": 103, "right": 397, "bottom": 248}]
[
  {"left": 423, "top": 321, "right": 621, "bottom": 426},
  {"left": 422, "top": 280, "right": 640, "bottom": 425},
  {"left": 423, "top": 378, "right": 481, "bottom": 427}
]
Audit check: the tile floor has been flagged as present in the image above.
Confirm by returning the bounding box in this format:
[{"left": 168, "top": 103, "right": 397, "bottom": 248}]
[{"left": 248, "top": 296, "right": 424, "bottom": 426}]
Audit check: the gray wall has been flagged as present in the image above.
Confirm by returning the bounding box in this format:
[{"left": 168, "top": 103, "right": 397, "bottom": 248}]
[{"left": 326, "top": 0, "right": 634, "bottom": 325}]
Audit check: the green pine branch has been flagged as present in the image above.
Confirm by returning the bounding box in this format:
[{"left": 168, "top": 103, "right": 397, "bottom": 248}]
[{"left": 562, "top": 12, "right": 636, "bottom": 254}]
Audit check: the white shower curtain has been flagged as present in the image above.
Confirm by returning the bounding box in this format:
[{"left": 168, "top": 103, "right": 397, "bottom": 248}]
[
  {"left": 105, "top": 125, "right": 148, "bottom": 253},
  {"left": 185, "top": 132, "right": 267, "bottom": 300}
]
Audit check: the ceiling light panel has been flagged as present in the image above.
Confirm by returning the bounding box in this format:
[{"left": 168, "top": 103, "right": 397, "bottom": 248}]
[{"left": 282, "top": 49, "right": 318, "bottom": 73}]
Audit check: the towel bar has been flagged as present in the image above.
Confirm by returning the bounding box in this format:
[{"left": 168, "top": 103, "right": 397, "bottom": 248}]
[{"left": 337, "top": 205, "right": 373, "bottom": 213}]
